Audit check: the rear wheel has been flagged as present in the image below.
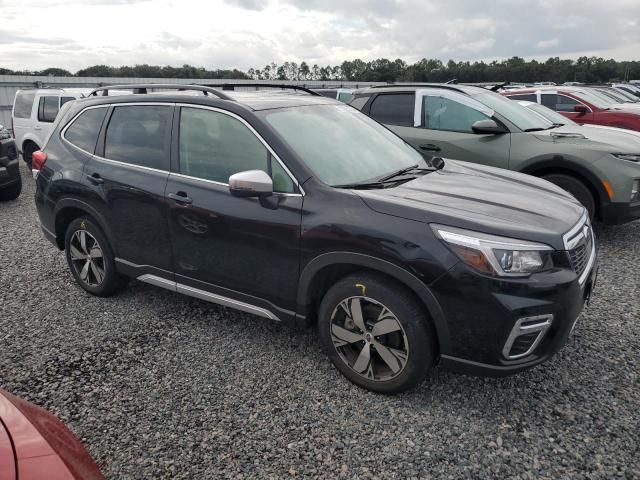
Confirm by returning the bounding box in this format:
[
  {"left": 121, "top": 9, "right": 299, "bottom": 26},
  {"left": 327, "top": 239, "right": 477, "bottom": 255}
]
[
  {"left": 318, "top": 273, "right": 436, "bottom": 394},
  {"left": 542, "top": 173, "right": 596, "bottom": 221},
  {"left": 64, "top": 217, "right": 127, "bottom": 297},
  {"left": 0, "top": 176, "right": 21, "bottom": 201}
]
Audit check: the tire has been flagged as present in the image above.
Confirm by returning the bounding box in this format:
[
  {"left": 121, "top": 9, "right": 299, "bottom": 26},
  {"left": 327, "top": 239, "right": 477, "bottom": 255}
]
[
  {"left": 64, "top": 217, "right": 127, "bottom": 297},
  {"left": 318, "top": 273, "right": 436, "bottom": 394},
  {"left": 541, "top": 174, "right": 596, "bottom": 221},
  {"left": 22, "top": 142, "right": 37, "bottom": 169},
  {"left": 0, "top": 176, "right": 21, "bottom": 201}
]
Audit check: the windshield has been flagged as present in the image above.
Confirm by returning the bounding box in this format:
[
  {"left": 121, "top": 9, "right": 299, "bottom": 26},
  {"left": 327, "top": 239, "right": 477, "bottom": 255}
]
[
  {"left": 259, "top": 105, "right": 426, "bottom": 186},
  {"left": 570, "top": 90, "right": 612, "bottom": 109},
  {"left": 471, "top": 91, "right": 554, "bottom": 131},
  {"left": 523, "top": 103, "right": 578, "bottom": 126}
]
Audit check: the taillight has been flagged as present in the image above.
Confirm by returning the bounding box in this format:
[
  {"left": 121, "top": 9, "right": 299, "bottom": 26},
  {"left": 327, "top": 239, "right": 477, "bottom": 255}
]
[{"left": 32, "top": 150, "right": 48, "bottom": 177}]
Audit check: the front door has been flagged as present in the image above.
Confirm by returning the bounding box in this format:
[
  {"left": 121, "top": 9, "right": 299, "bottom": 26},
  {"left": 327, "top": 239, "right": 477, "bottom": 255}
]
[
  {"left": 391, "top": 89, "right": 511, "bottom": 170},
  {"left": 165, "top": 105, "right": 303, "bottom": 315}
]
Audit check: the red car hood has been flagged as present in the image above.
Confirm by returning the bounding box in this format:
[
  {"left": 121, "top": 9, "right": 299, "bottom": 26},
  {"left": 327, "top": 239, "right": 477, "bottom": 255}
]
[{"left": 0, "top": 390, "right": 104, "bottom": 480}]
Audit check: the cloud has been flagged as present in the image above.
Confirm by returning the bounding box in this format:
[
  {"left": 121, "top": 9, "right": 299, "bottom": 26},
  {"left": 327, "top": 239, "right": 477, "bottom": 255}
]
[{"left": 0, "top": 0, "right": 638, "bottom": 73}]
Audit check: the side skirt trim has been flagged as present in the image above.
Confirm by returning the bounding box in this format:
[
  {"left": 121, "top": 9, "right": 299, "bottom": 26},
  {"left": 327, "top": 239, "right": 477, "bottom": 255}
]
[{"left": 136, "top": 274, "right": 281, "bottom": 321}]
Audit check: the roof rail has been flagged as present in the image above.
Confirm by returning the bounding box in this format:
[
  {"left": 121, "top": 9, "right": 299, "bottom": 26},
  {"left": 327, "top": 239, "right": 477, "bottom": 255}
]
[
  {"left": 87, "top": 83, "right": 234, "bottom": 100},
  {"left": 199, "top": 83, "right": 321, "bottom": 96},
  {"left": 368, "top": 83, "right": 466, "bottom": 90}
]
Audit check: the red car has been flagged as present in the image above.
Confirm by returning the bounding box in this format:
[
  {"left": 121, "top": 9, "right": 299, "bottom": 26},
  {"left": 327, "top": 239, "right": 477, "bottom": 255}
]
[
  {"left": 0, "top": 389, "right": 104, "bottom": 480},
  {"left": 502, "top": 86, "right": 640, "bottom": 131}
]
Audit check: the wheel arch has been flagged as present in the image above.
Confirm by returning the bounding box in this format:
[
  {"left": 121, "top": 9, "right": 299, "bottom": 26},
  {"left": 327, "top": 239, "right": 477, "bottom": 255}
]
[
  {"left": 53, "top": 199, "right": 115, "bottom": 253},
  {"left": 21, "top": 137, "right": 40, "bottom": 153},
  {"left": 519, "top": 156, "right": 607, "bottom": 220},
  {"left": 297, "top": 252, "right": 451, "bottom": 353}
]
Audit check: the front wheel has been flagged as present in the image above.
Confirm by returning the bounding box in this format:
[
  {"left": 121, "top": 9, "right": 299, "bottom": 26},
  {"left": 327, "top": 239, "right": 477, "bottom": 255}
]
[
  {"left": 318, "top": 273, "right": 436, "bottom": 394},
  {"left": 541, "top": 174, "right": 596, "bottom": 221}
]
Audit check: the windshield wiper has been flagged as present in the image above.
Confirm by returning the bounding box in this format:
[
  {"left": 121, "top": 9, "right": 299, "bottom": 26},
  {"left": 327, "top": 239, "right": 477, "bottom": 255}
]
[
  {"left": 377, "top": 164, "right": 435, "bottom": 183},
  {"left": 525, "top": 124, "right": 561, "bottom": 132},
  {"left": 334, "top": 164, "right": 436, "bottom": 190}
]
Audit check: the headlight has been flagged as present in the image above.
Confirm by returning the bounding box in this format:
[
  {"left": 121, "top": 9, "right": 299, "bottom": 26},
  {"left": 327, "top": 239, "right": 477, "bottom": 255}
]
[
  {"left": 432, "top": 225, "right": 554, "bottom": 277},
  {"left": 613, "top": 154, "right": 640, "bottom": 163}
]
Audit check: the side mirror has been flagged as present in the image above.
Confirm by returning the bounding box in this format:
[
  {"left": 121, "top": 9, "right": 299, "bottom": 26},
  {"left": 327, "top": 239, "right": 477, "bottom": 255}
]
[
  {"left": 574, "top": 104, "right": 588, "bottom": 115},
  {"left": 229, "top": 170, "right": 273, "bottom": 198},
  {"left": 471, "top": 119, "right": 508, "bottom": 135}
]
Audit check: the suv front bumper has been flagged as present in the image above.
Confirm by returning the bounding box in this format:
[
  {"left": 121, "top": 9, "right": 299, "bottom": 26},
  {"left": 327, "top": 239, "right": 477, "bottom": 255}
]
[{"left": 431, "top": 256, "right": 598, "bottom": 377}]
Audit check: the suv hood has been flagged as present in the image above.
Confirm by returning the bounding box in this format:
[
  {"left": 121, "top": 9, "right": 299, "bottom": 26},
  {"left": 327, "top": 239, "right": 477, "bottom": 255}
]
[
  {"left": 528, "top": 124, "right": 640, "bottom": 152},
  {"left": 356, "top": 160, "right": 584, "bottom": 250}
]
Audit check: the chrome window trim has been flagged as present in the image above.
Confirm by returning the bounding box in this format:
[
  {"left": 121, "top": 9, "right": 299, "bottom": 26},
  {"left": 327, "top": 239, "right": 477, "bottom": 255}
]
[
  {"left": 176, "top": 103, "right": 305, "bottom": 196},
  {"left": 169, "top": 172, "right": 302, "bottom": 197},
  {"left": 61, "top": 102, "right": 304, "bottom": 195},
  {"left": 136, "top": 274, "right": 280, "bottom": 321}
]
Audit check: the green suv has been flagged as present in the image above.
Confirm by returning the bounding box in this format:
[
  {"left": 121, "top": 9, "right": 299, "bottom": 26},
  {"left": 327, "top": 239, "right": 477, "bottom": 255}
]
[{"left": 350, "top": 85, "right": 640, "bottom": 224}]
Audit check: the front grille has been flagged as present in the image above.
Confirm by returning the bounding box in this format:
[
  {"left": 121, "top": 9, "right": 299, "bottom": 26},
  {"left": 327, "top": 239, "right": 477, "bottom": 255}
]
[
  {"left": 569, "top": 243, "right": 589, "bottom": 277},
  {"left": 564, "top": 217, "right": 594, "bottom": 281}
]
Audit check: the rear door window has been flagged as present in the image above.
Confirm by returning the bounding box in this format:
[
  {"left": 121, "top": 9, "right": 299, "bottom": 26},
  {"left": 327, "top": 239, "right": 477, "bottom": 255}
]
[
  {"left": 369, "top": 93, "right": 415, "bottom": 127},
  {"left": 64, "top": 108, "right": 108, "bottom": 153},
  {"left": 38, "top": 96, "right": 60, "bottom": 123},
  {"left": 13, "top": 91, "right": 36, "bottom": 119},
  {"left": 104, "top": 105, "right": 172, "bottom": 170}
]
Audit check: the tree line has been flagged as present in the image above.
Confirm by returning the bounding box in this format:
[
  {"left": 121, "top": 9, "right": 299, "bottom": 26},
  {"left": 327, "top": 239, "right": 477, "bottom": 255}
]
[{"left": 1, "top": 56, "right": 639, "bottom": 83}]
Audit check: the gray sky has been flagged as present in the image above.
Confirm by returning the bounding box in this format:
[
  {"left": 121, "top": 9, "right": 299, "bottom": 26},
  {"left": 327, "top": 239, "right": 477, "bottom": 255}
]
[{"left": 0, "top": 0, "right": 638, "bottom": 72}]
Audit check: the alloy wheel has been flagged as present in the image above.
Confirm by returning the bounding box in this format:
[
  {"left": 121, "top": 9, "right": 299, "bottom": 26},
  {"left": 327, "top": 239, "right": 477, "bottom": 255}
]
[
  {"left": 330, "top": 296, "right": 409, "bottom": 382},
  {"left": 69, "top": 230, "right": 105, "bottom": 287}
]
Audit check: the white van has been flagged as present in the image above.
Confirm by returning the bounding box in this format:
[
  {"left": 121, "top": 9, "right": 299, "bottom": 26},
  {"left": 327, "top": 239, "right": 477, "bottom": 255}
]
[{"left": 12, "top": 88, "right": 92, "bottom": 166}]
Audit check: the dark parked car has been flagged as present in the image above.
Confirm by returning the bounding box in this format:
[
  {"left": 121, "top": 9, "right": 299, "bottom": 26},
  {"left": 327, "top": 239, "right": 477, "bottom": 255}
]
[
  {"left": 33, "top": 84, "right": 597, "bottom": 393},
  {"left": 0, "top": 125, "right": 20, "bottom": 201}
]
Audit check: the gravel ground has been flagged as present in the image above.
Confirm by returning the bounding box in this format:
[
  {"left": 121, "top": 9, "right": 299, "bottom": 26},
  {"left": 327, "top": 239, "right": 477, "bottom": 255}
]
[{"left": 1, "top": 162, "right": 639, "bottom": 479}]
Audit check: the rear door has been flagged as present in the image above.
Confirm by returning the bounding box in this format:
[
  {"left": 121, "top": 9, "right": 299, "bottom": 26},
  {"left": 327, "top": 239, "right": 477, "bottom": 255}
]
[
  {"left": 83, "top": 103, "right": 175, "bottom": 278},
  {"left": 165, "top": 105, "right": 303, "bottom": 315}
]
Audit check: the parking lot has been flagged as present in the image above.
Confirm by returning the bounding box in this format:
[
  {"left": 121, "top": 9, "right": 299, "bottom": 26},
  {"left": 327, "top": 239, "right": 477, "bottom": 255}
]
[{"left": 0, "top": 162, "right": 638, "bottom": 478}]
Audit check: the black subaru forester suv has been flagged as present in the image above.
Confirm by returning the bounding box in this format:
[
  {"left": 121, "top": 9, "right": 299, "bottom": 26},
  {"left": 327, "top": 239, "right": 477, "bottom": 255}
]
[{"left": 33, "top": 84, "right": 597, "bottom": 393}]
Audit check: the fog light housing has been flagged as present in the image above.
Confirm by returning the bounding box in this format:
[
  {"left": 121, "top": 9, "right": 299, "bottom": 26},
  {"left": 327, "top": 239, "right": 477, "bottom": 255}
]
[{"left": 502, "top": 314, "right": 553, "bottom": 360}]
